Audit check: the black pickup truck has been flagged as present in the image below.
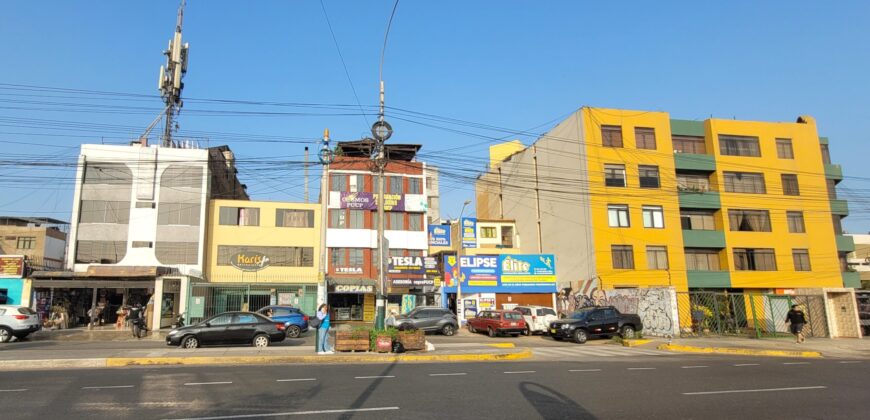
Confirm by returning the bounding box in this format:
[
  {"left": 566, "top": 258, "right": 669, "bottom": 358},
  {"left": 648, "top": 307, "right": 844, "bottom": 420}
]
[{"left": 549, "top": 306, "right": 643, "bottom": 344}]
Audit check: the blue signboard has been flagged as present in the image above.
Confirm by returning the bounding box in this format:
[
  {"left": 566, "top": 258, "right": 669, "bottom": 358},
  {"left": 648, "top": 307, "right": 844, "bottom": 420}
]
[
  {"left": 428, "top": 224, "right": 451, "bottom": 247},
  {"left": 441, "top": 254, "right": 557, "bottom": 293},
  {"left": 461, "top": 217, "right": 477, "bottom": 248}
]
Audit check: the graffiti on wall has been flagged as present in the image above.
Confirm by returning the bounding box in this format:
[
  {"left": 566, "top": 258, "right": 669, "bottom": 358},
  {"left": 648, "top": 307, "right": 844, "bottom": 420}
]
[{"left": 557, "top": 282, "right": 677, "bottom": 337}]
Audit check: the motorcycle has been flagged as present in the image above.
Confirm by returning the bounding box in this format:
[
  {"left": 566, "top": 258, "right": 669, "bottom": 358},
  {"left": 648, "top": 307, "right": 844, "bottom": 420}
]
[{"left": 172, "top": 313, "right": 186, "bottom": 329}]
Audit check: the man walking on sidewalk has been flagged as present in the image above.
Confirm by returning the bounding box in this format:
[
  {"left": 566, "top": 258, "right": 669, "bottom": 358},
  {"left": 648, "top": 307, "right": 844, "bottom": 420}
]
[{"left": 785, "top": 304, "right": 807, "bottom": 344}]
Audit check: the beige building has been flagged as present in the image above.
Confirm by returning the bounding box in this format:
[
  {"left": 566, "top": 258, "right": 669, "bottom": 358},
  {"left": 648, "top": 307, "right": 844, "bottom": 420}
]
[{"left": 0, "top": 216, "right": 67, "bottom": 270}]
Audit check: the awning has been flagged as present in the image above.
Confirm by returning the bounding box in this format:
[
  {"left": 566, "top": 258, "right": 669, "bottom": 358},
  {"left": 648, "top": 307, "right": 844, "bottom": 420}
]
[{"left": 32, "top": 279, "right": 157, "bottom": 289}]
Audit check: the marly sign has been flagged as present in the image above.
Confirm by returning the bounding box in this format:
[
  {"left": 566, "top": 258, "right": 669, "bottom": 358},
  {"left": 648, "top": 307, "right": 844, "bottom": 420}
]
[{"left": 230, "top": 252, "right": 271, "bottom": 272}]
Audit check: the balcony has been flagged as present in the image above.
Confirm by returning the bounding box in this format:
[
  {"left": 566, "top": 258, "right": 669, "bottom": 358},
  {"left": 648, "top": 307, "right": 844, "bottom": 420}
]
[
  {"left": 842, "top": 271, "right": 861, "bottom": 288},
  {"left": 687, "top": 271, "right": 731, "bottom": 288},
  {"left": 682, "top": 230, "right": 726, "bottom": 248},
  {"left": 830, "top": 199, "right": 849, "bottom": 216},
  {"left": 678, "top": 190, "right": 721, "bottom": 209},
  {"left": 824, "top": 164, "right": 843, "bottom": 182},
  {"left": 836, "top": 235, "right": 855, "bottom": 253},
  {"left": 674, "top": 153, "right": 716, "bottom": 172}
]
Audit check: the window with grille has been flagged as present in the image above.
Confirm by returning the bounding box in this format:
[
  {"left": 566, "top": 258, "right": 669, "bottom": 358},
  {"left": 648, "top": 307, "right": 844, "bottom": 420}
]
[
  {"left": 723, "top": 172, "right": 766, "bottom": 194},
  {"left": 75, "top": 240, "right": 127, "bottom": 264},
  {"left": 602, "top": 125, "right": 623, "bottom": 147},
  {"left": 276, "top": 209, "right": 314, "bottom": 227},
  {"left": 157, "top": 202, "right": 200, "bottom": 226},
  {"left": 635, "top": 127, "right": 657, "bottom": 150},
  {"left": 642, "top": 206, "right": 665, "bottom": 229},
  {"left": 673, "top": 135, "right": 706, "bottom": 154},
  {"left": 792, "top": 249, "right": 811, "bottom": 271},
  {"left": 80, "top": 200, "right": 132, "bottom": 224},
  {"left": 607, "top": 205, "right": 630, "bottom": 227},
  {"left": 218, "top": 245, "right": 314, "bottom": 267},
  {"left": 612, "top": 245, "right": 634, "bottom": 269},
  {"left": 685, "top": 249, "right": 721, "bottom": 271},
  {"left": 781, "top": 174, "right": 800, "bottom": 196},
  {"left": 681, "top": 210, "right": 716, "bottom": 230},
  {"left": 776, "top": 138, "right": 794, "bottom": 159},
  {"left": 733, "top": 248, "right": 777, "bottom": 271},
  {"left": 719, "top": 135, "right": 761, "bottom": 157},
  {"left": 156, "top": 242, "right": 199, "bottom": 265},
  {"left": 728, "top": 209, "right": 772, "bottom": 232},
  {"left": 604, "top": 164, "right": 626, "bottom": 187},
  {"left": 646, "top": 246, "right": 669, "bottom": 270},
  {"left": 787, "top": 211, "right": 806, "bottom": 233},
  {"left": 638, "top": 165, "right": 660, "bottom": 188}
]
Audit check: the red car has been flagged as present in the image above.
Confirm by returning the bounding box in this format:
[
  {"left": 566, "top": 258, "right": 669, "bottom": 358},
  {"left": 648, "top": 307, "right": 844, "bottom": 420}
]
[{"left": 467, "top": 310, "right": 527, "bottom": 337}]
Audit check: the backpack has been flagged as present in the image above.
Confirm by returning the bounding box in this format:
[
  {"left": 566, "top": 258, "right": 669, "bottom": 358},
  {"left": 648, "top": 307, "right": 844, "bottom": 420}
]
[
  {"left": 309, "top": 317, "right": 322, "bottom": 329},
  {"left": 392, "top": 341, "right": 405, "bottom": 354}
]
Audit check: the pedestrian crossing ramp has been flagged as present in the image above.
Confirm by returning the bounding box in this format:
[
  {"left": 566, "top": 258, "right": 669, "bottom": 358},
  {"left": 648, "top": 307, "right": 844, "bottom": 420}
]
[{"left": 531, "top": 346, "right": 673, "bottom": 360}]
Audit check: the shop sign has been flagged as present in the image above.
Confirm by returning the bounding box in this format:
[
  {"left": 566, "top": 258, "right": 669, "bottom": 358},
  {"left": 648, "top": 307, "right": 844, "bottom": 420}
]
[
  {"left": 388, "top": 256, "right": 425, "bottom": 274},
  {"left": 339, "top": 192, "right": 405, "bottom": 211},
  {"left": 428, "top": 224, "right": 451, "bottom": 247},
  {"left": 335, "top": 266, "right": 363, "bottom": 274},
  {"left": 278, "top": 292, "right": 294, "bottom": 305},
  {"left": 442, "top": 254, "right": 557, "bottom": 293},
  {"left": 230, "top": 252, "right": 271, "bottom": 272},
  {"left": 0, "top": 255, "right": 24, "bottom": 278},
  {"left": 389, "top": 278, "right": 434, "bottom": 287},
  {"left": 333, "top": 284, "right": 374, "bottom": 294},
  {"left": 461, "top": 218, "right": 477, "bottom": 248},
  {"left": 463, "top": 298, "right": 478, "bottom": 318},
  {"left": 424, "top": 256, "right": 439, "bottom": 275}
]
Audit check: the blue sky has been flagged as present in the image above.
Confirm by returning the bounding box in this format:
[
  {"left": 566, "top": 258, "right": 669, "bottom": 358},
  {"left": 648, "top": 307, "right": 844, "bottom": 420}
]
[{"left": 0, "top": 1, "right": 868, "bottom": 231}]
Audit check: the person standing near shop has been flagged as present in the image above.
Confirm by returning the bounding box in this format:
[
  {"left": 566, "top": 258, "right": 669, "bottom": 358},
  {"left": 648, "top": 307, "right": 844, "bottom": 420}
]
[
  {"left": 316, "top": 304, "right": 333, "bottom": 354},
  {"left": 785, "top": 304, "right": 807, "bottom": 344}
]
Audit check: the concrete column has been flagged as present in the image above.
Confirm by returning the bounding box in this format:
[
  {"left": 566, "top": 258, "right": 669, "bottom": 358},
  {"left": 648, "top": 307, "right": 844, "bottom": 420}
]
[{"left": 151, "top": 278, "right": 165, "bottom": 330}]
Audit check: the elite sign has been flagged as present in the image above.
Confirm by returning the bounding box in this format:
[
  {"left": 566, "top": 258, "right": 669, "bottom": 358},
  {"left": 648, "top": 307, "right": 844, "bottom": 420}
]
[{"left": 442, "top": 254, "right": 557, "bottom": 293}]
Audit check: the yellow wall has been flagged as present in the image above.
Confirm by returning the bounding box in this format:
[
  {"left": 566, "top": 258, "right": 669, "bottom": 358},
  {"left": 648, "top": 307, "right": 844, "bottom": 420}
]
[
  {"left": 581, "top": 108, "right": 689, "bottom": 291},
  {"left": 205, "top": 199, "right": 321, "bottom": 283},
  {"left": 489, "top": 140, "right": 525, "bottom": 169}
]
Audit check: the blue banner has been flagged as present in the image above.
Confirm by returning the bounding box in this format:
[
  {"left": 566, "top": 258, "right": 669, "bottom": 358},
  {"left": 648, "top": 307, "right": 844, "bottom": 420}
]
[
  {"left": 428, "top": 224, "right": 451, "bottom": 247},
  {"left": 461, "top": 217, "right": 477, "bottom": 248},
  {"left": 442, "top": 254, "right": 557, "bottom": 293}
]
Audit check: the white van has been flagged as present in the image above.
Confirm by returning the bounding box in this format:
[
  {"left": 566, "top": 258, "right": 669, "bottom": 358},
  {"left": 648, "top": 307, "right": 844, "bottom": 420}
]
[{"left": 514, "top": 305, "right": 558, "bottom": 335}]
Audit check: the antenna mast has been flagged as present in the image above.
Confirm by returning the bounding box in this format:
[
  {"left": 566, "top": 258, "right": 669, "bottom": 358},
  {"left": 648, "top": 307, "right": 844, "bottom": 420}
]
[{"left": 158, "top": 0, "right": 190, "bottom": 147}]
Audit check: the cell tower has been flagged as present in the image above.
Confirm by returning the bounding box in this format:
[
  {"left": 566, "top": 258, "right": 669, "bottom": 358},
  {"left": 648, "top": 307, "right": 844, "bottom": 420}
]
[{"left": 158, "top": 0, "right": 190, "bottom": 147}]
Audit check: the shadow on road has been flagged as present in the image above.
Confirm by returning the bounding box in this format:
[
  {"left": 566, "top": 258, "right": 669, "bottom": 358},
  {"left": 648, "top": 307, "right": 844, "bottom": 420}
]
[
  {"left": 519, "top": 381, "right": 596, "bottom": 420},
  {"left": 338, "top": 361, "right": 399, "bottom": 420}
]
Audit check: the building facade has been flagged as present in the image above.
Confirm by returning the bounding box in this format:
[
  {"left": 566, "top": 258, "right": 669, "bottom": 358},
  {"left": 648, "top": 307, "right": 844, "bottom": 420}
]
[
  {"left": 478, "top": 107, "right": 854, "bottom": 294},
  {"left": 0, "top": 216, "right": 68, "bottom": 271}
]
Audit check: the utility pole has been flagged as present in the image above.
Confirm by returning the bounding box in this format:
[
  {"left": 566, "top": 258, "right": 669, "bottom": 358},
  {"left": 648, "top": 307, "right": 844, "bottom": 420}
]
[
  {"left": 455, "top": 200, "right": 471, "bottom": 326},
  {"left": 304, "top": 146, "right": 310, "bottom": 203},
  {"left": 372, "top": 92, "right": 392, "bottom": 330},
  {"left": 319, "top": 129, "right": 333, "bottom": 308},
  {"left": 158, "top": 0, "right": 190, "bottom": 147}
]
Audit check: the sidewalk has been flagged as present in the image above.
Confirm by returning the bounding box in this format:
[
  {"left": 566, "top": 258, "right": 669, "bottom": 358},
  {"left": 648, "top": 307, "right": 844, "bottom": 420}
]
[{"left": 655, "top": 336, "right": 869, "bottom": 359}]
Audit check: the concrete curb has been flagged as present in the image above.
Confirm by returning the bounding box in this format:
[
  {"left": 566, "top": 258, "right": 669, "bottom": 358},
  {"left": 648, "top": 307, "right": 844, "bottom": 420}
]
[
  {"left": 622, "top": 339, "right": 652, "bottom": 347},
  {"left": 0, "top": 358, "right": 107, "bottom": 370},
  {"left": 658, "top": 343, "right": 823, "bottom": 358}
]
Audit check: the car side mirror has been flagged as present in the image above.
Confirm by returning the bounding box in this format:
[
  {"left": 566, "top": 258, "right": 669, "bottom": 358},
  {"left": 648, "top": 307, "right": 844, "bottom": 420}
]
[{"left": 205, "top": 322, "right": 211, "bottom": 327}]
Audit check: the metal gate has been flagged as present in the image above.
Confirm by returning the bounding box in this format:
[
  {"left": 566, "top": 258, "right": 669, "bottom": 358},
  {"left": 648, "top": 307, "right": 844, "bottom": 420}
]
[
  {"left": 676, "top": 291, "right": 828, "bottom": 338},
  {"left": 187, "top": 283, "right": 318, "bottom": 324}
]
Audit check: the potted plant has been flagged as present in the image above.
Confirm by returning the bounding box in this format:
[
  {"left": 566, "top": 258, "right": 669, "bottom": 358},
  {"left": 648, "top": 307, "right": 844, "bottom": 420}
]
[
  {"left": 396, "top": 327, "right": 426, "bottom": 351},
  {"left": 335, "top": 327, "right": 371, "bottom": 352},
  {"left": 370, "top": 327, "right": 398, "bottom": 353}
]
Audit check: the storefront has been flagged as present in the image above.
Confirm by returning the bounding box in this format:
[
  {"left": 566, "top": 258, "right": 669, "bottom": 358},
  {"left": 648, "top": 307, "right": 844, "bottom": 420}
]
[
  {"left": 0, "top": 255, "right": 27, "bottom": 305},
  {"left": 327, "top": 280, "right": 375, "bottom": 322},
  {"left": 387, "top": 256, "right": 439, "bottom": 314}
]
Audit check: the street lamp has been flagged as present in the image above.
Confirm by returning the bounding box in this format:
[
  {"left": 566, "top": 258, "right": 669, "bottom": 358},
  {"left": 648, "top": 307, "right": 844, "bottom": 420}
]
[{"left": 456, "top": 200, "right": 471, "bottom": 327}]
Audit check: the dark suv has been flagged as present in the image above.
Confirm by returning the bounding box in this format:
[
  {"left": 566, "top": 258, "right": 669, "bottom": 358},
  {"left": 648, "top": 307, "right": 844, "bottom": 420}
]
[
  {"left": 549, "top": 306, "right": 642, "bottom": 344},
  {"left": 393, "top": 307, "right": 458, "bottom": 336}
]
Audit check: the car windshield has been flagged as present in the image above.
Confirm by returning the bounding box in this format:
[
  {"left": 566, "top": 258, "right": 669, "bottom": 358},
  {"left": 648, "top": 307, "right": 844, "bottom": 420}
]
[
  {"left": 504, "top": 312, "right": 522, "bottom": 320},
  {"left": 571, "top": 309, "right": 594, "bottom": 320}
]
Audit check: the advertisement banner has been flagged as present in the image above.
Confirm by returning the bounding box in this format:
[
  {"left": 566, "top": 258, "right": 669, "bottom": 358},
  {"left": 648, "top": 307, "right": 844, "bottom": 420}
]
[
  {"left": 442, "top": 254, "right": 557, "bottom": 293},
  {"left": 339, "top": 192, "right": 405, "bottom": 211},
  {"left": 389, "top": 278, "right": 434, "bottom": 287},
  {"left": 0, "top": 256, "right": 24, "bottom": 278},
  {"left": 401, "top": 295, "right": 417, "bottom": 314},
  {"left": 463, "top": 298, "right": 478, "bottom": 318},
  {"left": 461, "top": 217, "right": 477, "bottom": 248},
  {"left": 428, "top": 224, "right": 451, "bottom": 247},
  {"left": 499, "top": 254, "right": 557, "bottom": 285},
  {"left": 388, "top": 256, "right": 425, "bottom": 274}
]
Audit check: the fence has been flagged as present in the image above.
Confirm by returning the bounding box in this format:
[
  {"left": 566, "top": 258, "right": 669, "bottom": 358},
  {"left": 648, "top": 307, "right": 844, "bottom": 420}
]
[
  {"left": 187, "top": 282, "right": 318, "bottom": 324},
  {"left": 676, "top": 291, "right": 828, "bottom": 338}
]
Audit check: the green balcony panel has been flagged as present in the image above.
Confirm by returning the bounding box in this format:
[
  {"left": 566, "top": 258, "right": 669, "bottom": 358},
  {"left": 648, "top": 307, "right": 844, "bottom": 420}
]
[
  {"left": 679, "top": 191, "right": 721, "bottom": 209},
  {"left": 682, "top": 230, "right": 726, "bottom": 248},
  {"left": 830, "top": 199, "right": 849, "bottom": 216},
  {"left": 842, "top": 271, "right": 861, "bottom": 288},
  {"left": 825, "top": 164, "right": 843, "bottom": 181},
  {"left": 671, "top": 119, "right": 705, "bottom": 137},
  {"left": 675, "top": 153, "right": 716, "bottom": 172},
  {"left": 687, "top": 271, "right": 731, "bottom": 288},
  {"left": 836, "top": 235, "right": 855, "bottom": 253}
]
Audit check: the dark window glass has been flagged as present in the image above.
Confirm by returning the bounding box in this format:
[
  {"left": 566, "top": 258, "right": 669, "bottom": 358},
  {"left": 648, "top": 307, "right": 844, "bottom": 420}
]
[
  {"left": 733, "top": 248, "right": 777, "bottom": 271},
  {"left": 604, "top": 164, "right": 626, "bottom": 187},
  {"left": 719, "top": 135, "right": 761, "bottom": 157},
  {"left": 728, "top": 209, "right": 772, "bottom": 232},
  {"left": 781, "top": 174, "right": 800, "bottom": 196},
  {"left": 723, "top": 172, "right": 766, "bottom": 194},
  {"left": 639, "top": 165, "right": 660, "bottom": 188},
  {"left": 635, "top": 127, "right": 656, "bottom": 150},
  {"left": 792, "top": 249, "right": 811, "bottom": 271},
  {"left": 776, "top": 139, "right": 794, "bottom": 159},
  {"left": 612, "top": 245, "right": 634, "bottom": 269},
  {"left": 673, "top": 135, "right": 706, "bottom": 154},
  {"left": 602, "top": 125, "right": 623, "bottom": 147}
]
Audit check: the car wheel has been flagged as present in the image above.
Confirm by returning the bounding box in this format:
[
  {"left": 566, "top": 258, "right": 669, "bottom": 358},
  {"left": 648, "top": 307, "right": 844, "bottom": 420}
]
[
  {"left": 511, "top": 334, "right": 520, "bottom": 337},
  {"left": 441, "top": 324, "right": 456, "bottom": 336},
  {"left": 253, "top": 334, "right": 270, "bottom": 348},
  {"left": 285, "top": 325, "right": 302, "bottom": 338},
  {"left": 620, "top": 325, "right": 636, "bottom": 339},
  {"left": 0, "top": 327, "right": 12, "bottom": 343},
  {"left": 553, "top": 337, "right": 563, "bottom": 341},
  {"left": 180, "top": 335, "right": 199, "bottom": 349},
  {"left": 573, "top": 329, "right": 588, "bottom": 344},
  {"left": 523, "top": 326, "right": 531, "bottom": 336},
  {"left": 468, "top": 324, "right": 476, "bottom": 334},
  {"left": 488, "top": 327, "right": 496, "bottom": 338}
]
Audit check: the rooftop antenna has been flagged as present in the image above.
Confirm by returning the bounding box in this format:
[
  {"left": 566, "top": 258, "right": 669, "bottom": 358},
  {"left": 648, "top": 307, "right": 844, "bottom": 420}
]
[{"left": 158, "top": 0, "right": 190, "bottom": 147}]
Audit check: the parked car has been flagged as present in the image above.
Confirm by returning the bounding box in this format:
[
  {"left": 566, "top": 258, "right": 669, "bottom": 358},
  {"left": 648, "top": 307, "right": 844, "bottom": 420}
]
[
  {"left": 393, "top": 307, "right": 458, "bottom": 336},
  {"left": 467, "top": 310, "right": 527, "bottom": 337},
  {"left": 166, "top": 311, "right": 286, "bottom": 348},
  {"left": 256, "top": 306, "right": 309, "bottom": 338},
  {"left": 549, "top": 306, "right": 642, "bottom": 344},
  {"left": 514, "top": 305, "right": 558, "bottom": 336},
  {"left": 0, "top": 305, "right": 41, "bottom": 343}
]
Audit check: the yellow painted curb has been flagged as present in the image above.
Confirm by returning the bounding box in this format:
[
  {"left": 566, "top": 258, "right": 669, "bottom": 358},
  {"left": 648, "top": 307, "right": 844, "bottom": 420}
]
[
  {"left": 105, "top": 348, "right": 532, "bottom": 367},
  {"left": 622, "top": 339, "right": 652, "bottom": 347},
  {"left": 657, "top": 344, "right": 822, "bottom": 358},
  {"left": 487, "top": 343, "right": 516, "bottom": 348}
]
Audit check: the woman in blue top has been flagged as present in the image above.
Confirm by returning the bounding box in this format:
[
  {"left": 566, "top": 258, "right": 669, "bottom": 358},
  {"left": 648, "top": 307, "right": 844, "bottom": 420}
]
[{"left": 316, "top": 304, "right": 332, "bottom": 354}]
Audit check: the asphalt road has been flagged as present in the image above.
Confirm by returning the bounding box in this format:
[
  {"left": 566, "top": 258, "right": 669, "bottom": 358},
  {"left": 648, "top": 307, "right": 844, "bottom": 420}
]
[{"left": 0, "top": 355, "right": 866, "bottom": 419}]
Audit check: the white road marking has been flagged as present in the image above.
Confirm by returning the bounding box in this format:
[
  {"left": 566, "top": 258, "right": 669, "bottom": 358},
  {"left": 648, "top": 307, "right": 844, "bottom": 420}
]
[
  {"left": 428, "top": 373, "right": 467, "bottom": 377},
  {"left": 82, "top": 385, "right": 135, "bottom": 390},
  {"left": 569, "top": 369, "right": 602, "bottom": 372},
  {"left": 733, "top": 363, "right": 760, "bottom": 367},
  {"left": 184, "top": 382, "right": 232, "bottom": 386},
  {"left": 504, "top": 370, "right": 536, "bottom": 374},
  {"left": 783, "top": 362, "right": 810, "bottom": 365},
  {"left": 354, "top": 376, "right": 395, "bottom": 379},
  {"left": 681, "top": 366, "right": 709, "bottom": 369},
  {"left": 0, "top": 389, "right": 27, "bottom": 392},
  {"left": 627, "top": 367, "right": 656, "bottom": 370},
  {"left": 275, "top": 378, "right": 317, "bottom": 382},
  {"left": 683, "top": 386, "right": 826, "bottom": 396},
  {"left": 838, "top": 361, "right": 861, "bottom": 364},
  {"left": 165, "top": 406, "right": 400, "bottom": 420}
]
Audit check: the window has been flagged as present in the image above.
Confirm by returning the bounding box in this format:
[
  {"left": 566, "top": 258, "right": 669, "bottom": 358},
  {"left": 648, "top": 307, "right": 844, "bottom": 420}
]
[
  {"left": 776, "top": 139, "right": 794, "bottom": 159},
  {"left": 387, "top": 212, "right": 404, "bottom": 230},
  {"left": 330, "top": 248, "right": 345, "bottom": 269},
  {"left": 83, "top": 163, "right": 132, "bottom": 185},
  {"left": 608, "top": 205, "right": 630, "bottom": 227},
  {"left": 733, "top": 248, "right": 777, "bottom": 271},
  {"left": 642, "top": 206, "right": 665, "bottom": 228},
  {"left": 604, "top": 164, "right": 626, "bottom": 187},
  {"left": 155, "top": 242, "right": 199, "bottom": 265},
  {"left": 646, "top": 246, "right": 669, "bottom": 270},
  {"left": 481, "top": 226, "right": 497, "bottom": 238},
  {"left": 832, "top": 215, "right": 844, "bottom": 235},
  {"left": 349, "top": 174, "right": 365, "bottom": 192},
  {"left": 409, "top": 214, "right": 423, "bottom": 231},
  {"left": 827, "top": 179, "right": 838, "bottom": 199},
  {"left": 161, "top": 165, "right": 203, "bottom": 188},
  {"left": 16, "top": 236, "right": 36, "bottom": 249},
  {"left": 501, "top": 226, "right": 514, "bottom": 247},
  {"left": 219, "top": 207, "right": 260, "bottom": 226},
  {"left": 719, "top": 134, "right": 761, "bottom": 157},
  {"left": 328, "top": 209, "right": 346, "bottom": 228},
  {"left": 388, "top": 176, "right": 403, "bottom": 194},
  {"left": 635, "top": 127, "right": 656, "bottom": 150},
  {"left": 681, "top": 210, "right": 716, "bottom": 230},
  {"left": 676, "top": 174, "right": 710, "bottom": 192},
  {"left": 685, "top": 249, "right": 721, "bottom": 271},
  {"left": 276, "top": 209, "right": 314, "bottom": 227},
  {"left": 132, "top": 241, "right": 152, "bottom": 248},
  {"left": 237, "top": 314, "right": 258, "bottom": 324},
  {"left": 781, "top": 174, "right": 800, "bottom": 196},
  {"left": 217, "top": 245, "right": 314, "bottom": 267},
  {"left": 638, "top": 165, "right": 660, "bottom": 188},
  {"left": 820, "top": 144, "right": 831, "bottom": 164},
  {"left": 330, "top": 174, "right": 347, "bottom": 192},
  {"left": 673, "top": 135, "right": 706, "bottom": 154},
  {"left": 157, "top": 202, "right": 200, "bottom": 226},
  {"left": 723, "top": 172, "right": 766, "bottom": 194},
  {"left": 408, "top": 178, "right": 422, "bottom": 194},
  {"left": 348, "top": 210, "right": 365, "bottom": 229},
  {"left": 80, "top": 200, "right": 132, "bottom": 224},
  {"left": 787, "top": 211, "right": 806, "bottom": 233},
  {"left": 75, "top": 240, "right": 127, "bottom": 264},
  {"left": 792, "top": 249, "right": 811, "bottom": 271},
  {"left": 348, "top": 248, "right": 364, "bottom": 268},
  {"left": 602, "top": 125, "right": 623, "bottom": 147},
  {"left": 728, "top": 209, "right": 772, "bottom": 232},
  {"left": 209, "top": 314, "right": 234, "bottom": 326},
  {"left": 612, "top": 245, "right": 634, "bottom": 269}
]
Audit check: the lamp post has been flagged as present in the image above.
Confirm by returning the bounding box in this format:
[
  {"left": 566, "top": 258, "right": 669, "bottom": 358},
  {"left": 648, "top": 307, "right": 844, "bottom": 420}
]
[{"left": 455, "top": 200, "right": 471, "bottom": 326}]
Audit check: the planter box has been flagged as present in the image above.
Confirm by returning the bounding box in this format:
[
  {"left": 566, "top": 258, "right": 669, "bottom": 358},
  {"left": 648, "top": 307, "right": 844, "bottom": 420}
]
[
  {"left": 375, "top": 335, "right": 392, "bottom": 353},
  {"left": 335, "top": 330, "right": 370, "bottom": 352},
  {"left": 397, "top": 330, "right": 426, "bottom": 351}
]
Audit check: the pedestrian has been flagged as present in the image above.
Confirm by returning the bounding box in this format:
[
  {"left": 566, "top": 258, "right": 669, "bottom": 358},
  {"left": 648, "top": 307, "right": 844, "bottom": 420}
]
[
  {"left": 316, "top": 304, "right": 333, "bottom": 354},
  {"left": 785, "top": 304, "right": 807, "bottom": 343},
  {"left": 386, "top": 310, "right": 397, "bottom": 328}
]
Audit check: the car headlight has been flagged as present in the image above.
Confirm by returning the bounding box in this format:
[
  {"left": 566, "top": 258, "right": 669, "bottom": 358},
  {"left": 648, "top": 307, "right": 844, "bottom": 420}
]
[{"left": 561, "top": 324, "right": 570, "bottom": 330}]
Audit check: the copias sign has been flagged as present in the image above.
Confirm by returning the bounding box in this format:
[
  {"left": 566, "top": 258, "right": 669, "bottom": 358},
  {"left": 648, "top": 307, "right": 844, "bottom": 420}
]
[{"left": 230, "top": 252, "right": 271, "bottom": 272}]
